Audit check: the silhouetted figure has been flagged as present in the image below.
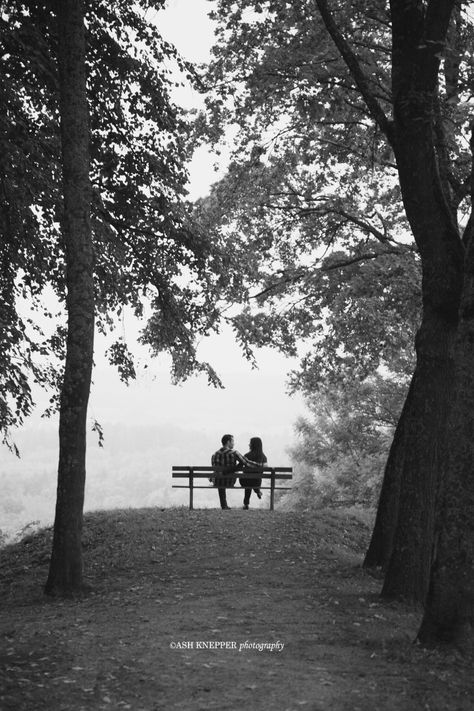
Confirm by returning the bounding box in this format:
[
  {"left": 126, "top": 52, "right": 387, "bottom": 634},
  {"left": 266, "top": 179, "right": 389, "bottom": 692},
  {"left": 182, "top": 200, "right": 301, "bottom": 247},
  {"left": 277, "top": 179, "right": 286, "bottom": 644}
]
[
  {"left": 211, "top": 434, "right": 256, "bottom": 510},
  {"left": 240, "top": 436, "right": 266, "bottom": 510}
]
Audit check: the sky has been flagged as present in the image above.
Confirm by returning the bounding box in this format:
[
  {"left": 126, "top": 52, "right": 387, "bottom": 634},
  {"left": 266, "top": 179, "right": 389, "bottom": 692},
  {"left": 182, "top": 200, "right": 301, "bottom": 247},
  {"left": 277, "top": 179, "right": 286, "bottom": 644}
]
[{"left": 0, "top": 0, "right": 307, "bottom": 535}]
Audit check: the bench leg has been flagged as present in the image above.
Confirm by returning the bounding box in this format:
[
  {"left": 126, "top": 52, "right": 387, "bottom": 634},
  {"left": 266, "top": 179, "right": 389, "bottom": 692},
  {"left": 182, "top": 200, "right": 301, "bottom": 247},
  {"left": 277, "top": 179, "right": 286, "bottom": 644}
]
[
  {"left": 270, "top": 470, "right": 275, "bottom": 511},
  {"left": 189, "top": 472, "right": 194, "bottom": 510}
]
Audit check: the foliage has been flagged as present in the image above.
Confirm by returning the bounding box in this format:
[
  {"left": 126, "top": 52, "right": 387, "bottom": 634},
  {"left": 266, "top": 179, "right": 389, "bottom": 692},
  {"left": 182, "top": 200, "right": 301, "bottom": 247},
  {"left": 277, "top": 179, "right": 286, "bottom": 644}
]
[
  {"left": 195, "top": 0, "right": 428, "bottom": 393},
  {"left": 191, "top": 1, "right": 474, "bottom": 503},
  {"left": 195, "top": 0, "right": 474, "bottom": 362},
  {"left": 290, "top": 372, "right": 409, "bottom": 505},
  {"left": 0, "top": 0, "right": 223, "bottom": 441}
]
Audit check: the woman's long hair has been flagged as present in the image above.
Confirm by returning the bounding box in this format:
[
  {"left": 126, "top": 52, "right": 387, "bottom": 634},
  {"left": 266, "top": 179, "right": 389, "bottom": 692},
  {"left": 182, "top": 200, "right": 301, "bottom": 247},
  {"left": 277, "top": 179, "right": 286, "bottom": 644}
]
[{"left": 248, "top": 436, "right": 265, "bottom": 461}]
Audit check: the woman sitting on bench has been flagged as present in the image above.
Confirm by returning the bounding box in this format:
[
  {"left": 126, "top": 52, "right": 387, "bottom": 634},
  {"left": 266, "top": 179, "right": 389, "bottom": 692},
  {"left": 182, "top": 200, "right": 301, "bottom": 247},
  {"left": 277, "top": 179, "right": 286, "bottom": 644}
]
[{"left": 240, "top": 436, "right": 267, "bottom": 510}]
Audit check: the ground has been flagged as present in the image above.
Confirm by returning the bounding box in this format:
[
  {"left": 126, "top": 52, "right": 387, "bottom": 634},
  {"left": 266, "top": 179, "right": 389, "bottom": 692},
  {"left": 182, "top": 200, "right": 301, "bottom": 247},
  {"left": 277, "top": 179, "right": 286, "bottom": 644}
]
[{"left": 0, "top": 505, "right": 473, "bottom": 711}]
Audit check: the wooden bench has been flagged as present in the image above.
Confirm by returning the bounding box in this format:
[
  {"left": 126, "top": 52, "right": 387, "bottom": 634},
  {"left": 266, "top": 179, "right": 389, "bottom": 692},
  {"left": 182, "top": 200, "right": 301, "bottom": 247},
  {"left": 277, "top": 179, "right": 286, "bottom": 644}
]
[{"left": 172, "top": 466, "right": 293, "bottom": 511}]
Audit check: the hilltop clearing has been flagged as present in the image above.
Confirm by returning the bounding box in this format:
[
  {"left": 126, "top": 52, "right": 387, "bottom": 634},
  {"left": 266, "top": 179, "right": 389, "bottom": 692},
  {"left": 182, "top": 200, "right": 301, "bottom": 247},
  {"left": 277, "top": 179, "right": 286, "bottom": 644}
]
[{"left": 0, "top": 506, "right": 473, "bottom": 710}]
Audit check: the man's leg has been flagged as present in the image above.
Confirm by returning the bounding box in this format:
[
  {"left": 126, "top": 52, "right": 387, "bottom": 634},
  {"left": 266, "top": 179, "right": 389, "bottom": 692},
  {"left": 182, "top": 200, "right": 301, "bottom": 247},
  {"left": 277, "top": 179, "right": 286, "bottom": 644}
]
[
  {"left": 218, "top": 487, "right": 229, "bottom": 509},
  {"left": 243, "top": 488, "right": 251, "bottom": 509}
]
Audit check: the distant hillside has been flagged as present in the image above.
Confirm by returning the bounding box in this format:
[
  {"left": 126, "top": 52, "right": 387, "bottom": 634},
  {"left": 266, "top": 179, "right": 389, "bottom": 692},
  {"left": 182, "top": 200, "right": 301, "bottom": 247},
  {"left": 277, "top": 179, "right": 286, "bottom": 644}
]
[{"left": 0, "top": 421, "right": 296, "bottom": 539}]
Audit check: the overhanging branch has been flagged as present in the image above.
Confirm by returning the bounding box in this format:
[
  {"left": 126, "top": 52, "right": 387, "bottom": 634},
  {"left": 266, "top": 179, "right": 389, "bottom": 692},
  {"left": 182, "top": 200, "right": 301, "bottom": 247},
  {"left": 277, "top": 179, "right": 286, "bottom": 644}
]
[
  {"left": 314, "top": 0, "right": 394, "bottom": 143},
  {"left": 250, "top": 247, "right": 413, "bottom": 300}
]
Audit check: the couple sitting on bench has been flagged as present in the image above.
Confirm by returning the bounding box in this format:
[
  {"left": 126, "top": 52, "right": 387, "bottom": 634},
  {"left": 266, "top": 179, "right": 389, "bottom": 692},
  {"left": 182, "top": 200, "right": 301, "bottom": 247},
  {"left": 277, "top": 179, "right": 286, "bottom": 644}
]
[{"left": 211, "top": 434, "right": 267, "bottom": 510}]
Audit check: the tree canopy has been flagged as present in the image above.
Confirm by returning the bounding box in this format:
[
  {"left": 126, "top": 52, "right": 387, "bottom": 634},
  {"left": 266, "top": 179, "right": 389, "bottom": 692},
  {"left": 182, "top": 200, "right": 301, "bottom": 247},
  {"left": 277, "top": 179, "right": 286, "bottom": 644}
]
[
  {"left": 0, "top": 0, "right": 223, "bottom": 446},
  {"left": 194, "top": 0, "right": 427, "bottom": 398}
]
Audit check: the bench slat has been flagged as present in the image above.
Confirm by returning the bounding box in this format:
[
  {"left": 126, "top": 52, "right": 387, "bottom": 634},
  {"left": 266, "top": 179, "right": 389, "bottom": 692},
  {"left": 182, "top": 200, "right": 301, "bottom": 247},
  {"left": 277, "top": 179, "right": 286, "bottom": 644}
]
[
  {"left": 172, "top": 466, "right": 292, "bottom": 472},
  {"left": 172, "top": 472, "right": 293, "bottom": 479},
  {"left": 172, "top": 485, "right": 293, "bottom": 490}
]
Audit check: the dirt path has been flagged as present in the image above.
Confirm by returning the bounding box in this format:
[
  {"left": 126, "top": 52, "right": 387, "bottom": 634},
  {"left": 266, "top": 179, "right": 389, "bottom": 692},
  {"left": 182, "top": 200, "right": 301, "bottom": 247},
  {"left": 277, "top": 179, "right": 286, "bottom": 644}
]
[{"left": 1, "top": 507, "right": 473, "bottom": 710}]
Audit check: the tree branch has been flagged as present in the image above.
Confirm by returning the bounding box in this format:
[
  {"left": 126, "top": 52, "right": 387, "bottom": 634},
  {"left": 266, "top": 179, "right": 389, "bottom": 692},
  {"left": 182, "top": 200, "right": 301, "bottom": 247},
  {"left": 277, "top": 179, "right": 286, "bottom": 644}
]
[
  {"left": 321, "top": 249, "right": 404, "bottom": 272},
  {"left": 314, "top": 0, "right": 394, "bottom": 142},
  {"left": 250, "top": 247, "right": 412, "bottom": 301}
]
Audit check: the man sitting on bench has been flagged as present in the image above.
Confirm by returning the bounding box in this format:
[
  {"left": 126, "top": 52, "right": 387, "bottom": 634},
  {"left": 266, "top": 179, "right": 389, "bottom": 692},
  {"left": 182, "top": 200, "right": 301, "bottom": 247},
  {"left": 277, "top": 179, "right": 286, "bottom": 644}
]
[{"left": 211, "top": 434, "right": 259, "bottom": 510}]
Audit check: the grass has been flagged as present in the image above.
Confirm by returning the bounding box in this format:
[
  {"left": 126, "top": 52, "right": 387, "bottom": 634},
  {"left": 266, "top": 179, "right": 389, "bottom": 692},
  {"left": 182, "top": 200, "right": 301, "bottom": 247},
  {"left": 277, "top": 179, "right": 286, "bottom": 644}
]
[{"left": 1, "top": 505, "right": 473, "bottom": 710}]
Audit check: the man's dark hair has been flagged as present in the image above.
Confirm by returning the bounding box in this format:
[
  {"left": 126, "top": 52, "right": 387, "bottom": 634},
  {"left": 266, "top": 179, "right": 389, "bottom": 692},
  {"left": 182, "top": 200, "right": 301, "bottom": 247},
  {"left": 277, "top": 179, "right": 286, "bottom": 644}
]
[{"left": 221, "top": 434, "right": 233, "bottom": 446}]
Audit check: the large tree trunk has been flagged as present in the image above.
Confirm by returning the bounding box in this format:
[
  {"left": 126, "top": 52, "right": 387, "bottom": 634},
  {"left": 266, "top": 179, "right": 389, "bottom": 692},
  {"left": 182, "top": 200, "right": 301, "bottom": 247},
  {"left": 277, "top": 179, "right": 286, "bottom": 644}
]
[
  {"left": 363, "top": 374, "right": 416, "bottom": 569},
  {"left": 315, "top": 0, "right": 462, "bottom": 600},
  {"left": 317, "top": 0, "right": 474, "bottom": 621},
  {"left": 377, "top": 85, "right": 463, "bottom": 602},
  {"left": 418, "top": 340, "right": 474, "bottom": 648},
  {"left": 364, "top": 307, "right": 458, "bottom": 592},
  {"left": 417, "top": 147, "right": 474, "bottom": 649},
  {"left": 381, "top": 309, "right": 457, "bottom": 601},
  {"left": 44, "top": 0, "right": 93, "bottom": 596},
  {"left": 362, "top": 0, "right": 463, "bottom": 603}
]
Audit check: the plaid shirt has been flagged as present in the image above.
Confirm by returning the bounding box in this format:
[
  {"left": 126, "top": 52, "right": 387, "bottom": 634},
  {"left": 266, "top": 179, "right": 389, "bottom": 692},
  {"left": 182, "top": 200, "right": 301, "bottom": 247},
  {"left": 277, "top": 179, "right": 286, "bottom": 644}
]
[{"left": 211, "top": 447, "right": 249, "bottom": 473}]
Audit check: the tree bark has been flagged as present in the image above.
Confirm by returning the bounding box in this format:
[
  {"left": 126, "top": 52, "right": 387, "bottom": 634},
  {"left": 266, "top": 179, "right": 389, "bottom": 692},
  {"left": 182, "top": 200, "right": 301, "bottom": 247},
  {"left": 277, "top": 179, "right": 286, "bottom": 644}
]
[
  {"left": 380, "top": 310, "right": 457, "bottom": 601},
  {"left": 364, "top": 305, "right": 458, "bottom": 592},
  {"left": 363, "top": 376, "right": 414, "bottom": 569},
  {"left": 417, "top": 322, "right": 474, "bottom": 647},
  {"left": 315, "top": 2, "right": 463, "bottom": 599},
  {"left": 417, "top": 123, "right": 474, "bottom": 647},
  {"left": 44, "top": 0, "right": 93, "bottom": 596},
  {"left": 377, "top": 0, "right": 463, "bottom": 602}
]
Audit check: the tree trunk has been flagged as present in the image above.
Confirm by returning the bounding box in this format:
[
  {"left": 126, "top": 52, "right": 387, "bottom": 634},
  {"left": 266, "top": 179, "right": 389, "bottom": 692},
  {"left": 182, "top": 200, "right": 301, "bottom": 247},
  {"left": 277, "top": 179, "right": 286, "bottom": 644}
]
[
  {"left": 44, "top": 0, "right": 93, "bottom": 596},
  {"left": 376, "top": 86, "right": 463, "bottom": 599},
  {"left": 417, "top": 142, "right": 474, "bottom": 648},
  {"left": 380, "top": 309, "right": 457, "bottom": 601},
  {"left": 364, "top": 306, "right": 458, "bottom": 593},
  {"left": 417, "top": 305, "right": 474, "bottom": 647},
  {"left": 315, "top": 0, "right": 463, "bottom": 600},
  {"left": 418, "top": 345, "right": 474, "bottom": 648},
  {"left": 363, "top": 375, "right": 414, "bottom": 569},
  {"left": 361, "top": 0, "right": 463, "bottom": 602}
]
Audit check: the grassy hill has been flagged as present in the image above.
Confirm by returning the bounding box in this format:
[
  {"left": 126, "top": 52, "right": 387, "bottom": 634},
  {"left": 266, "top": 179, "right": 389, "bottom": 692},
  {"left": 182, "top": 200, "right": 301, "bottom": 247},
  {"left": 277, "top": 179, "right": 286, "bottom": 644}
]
[{"left": 0, "top": 506, "right": 473, "bottom": 710}]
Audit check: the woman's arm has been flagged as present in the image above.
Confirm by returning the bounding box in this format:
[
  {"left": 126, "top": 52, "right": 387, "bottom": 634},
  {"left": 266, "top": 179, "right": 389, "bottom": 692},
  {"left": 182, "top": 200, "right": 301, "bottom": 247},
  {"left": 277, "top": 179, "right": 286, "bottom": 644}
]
[{"left": 240, "top": 453, "right": 265, "bottom": 470}]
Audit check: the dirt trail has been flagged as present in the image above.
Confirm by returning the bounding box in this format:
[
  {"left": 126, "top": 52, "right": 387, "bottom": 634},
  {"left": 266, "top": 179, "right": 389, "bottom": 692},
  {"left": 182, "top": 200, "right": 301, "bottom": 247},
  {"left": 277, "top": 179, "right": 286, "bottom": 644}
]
[{"left": 0, "top": 507, "right": 473, "bottom": 710}]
